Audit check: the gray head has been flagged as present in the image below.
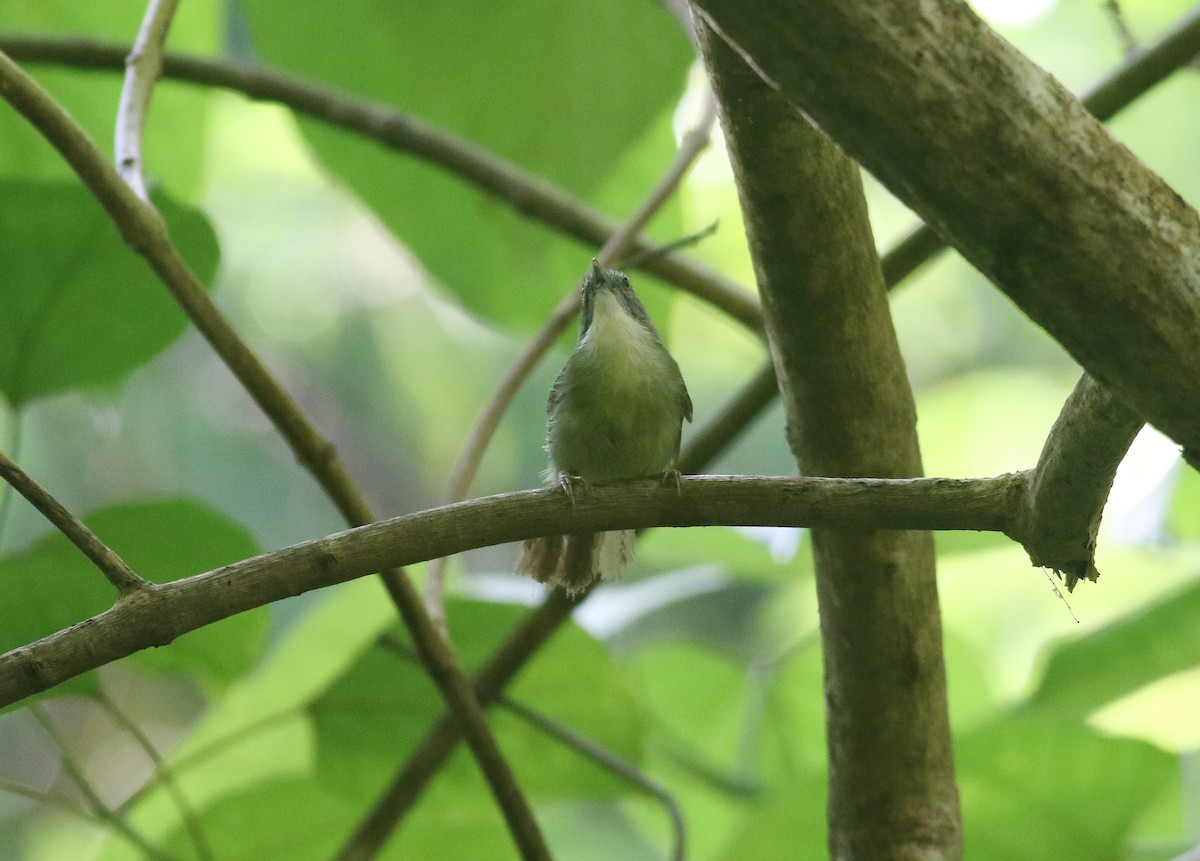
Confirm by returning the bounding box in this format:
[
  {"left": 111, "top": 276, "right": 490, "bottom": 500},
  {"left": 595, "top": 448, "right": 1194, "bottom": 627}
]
[{"left": 578, "top": 260, "right": 661, "bottom": 342}]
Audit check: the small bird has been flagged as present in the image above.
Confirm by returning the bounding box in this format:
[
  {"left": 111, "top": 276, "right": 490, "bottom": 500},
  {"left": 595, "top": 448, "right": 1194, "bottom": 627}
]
[{"left": 518, "top": 261, "right": 692, "bottom": 593}]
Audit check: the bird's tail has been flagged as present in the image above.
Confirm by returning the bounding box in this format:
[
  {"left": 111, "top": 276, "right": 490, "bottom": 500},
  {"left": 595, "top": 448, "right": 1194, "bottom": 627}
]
[{"left": 517, "top": 530, "right": 633, "bottom": 595}]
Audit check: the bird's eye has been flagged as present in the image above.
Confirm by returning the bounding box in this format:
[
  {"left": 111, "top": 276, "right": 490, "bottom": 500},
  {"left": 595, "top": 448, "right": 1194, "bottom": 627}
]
[{"left": 621, "top": 276, "right": 631, "bottom": 288}]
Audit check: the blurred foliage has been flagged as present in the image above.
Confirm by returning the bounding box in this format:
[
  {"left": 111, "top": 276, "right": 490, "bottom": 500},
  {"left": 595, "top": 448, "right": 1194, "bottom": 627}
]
[
  {"left": 0, "top": 182, "right": 218, "bottom": 405},
  {"left": 0, "top": 0, "right": 1199, "bottom": 860},
  {"left": 241, "top": 0, "right": 693, "bottom": 329}
]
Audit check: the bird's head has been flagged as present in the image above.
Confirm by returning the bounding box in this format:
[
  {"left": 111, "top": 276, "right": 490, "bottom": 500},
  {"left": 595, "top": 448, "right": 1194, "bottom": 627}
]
[{"left": 579, "top": 260, "right": 659, "bottom": 341}]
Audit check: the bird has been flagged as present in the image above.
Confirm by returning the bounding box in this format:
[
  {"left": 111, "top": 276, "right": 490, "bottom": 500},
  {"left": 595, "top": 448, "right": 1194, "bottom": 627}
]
[{"left": 518, "top": 260, "right": 692, "bottom": 593}]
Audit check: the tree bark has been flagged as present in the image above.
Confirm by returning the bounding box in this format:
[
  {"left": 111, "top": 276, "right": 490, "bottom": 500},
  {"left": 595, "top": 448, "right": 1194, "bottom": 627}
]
[
  {"left": 690, "top": 0, "right": 1200, "bottom": 467},
  {"left": 698, "top": 23, "right": 962, "bottom": 861}
]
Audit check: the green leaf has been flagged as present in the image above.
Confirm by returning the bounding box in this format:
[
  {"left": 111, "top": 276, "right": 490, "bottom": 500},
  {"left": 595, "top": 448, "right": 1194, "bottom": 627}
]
[
  {"left": 1024, "top": 578, "right": 1200, "bottom": 720},
  {"left": 176, "top": 577, "right": 398, "bottom": 758},
  {"left": 713, "top": 772, "right": 828, "bottom": 861},
  {"left": 241, "top": 0, "right": 692, "bottom": 327},
  {"left": 957, "top": 718, "right": 1174, "bottom": 860},
  {"left": 386, "top": 747, "right": 521, "bottom": 861},
  {"left": 0, "top": 181, "right": 219, "bottom": 405},
  {"left": 97, "top": 580, "right": 398, "bottom": 857},
  {"left": 0, "top": 0, "right": 219, "bottom": 198},
  {"left": 0, "top": 499, "right": 265, "bottom": 697},
  {"left": 153, "top": 768, "right": 519, "bottom": 861},
  {"left": 160, "top": 778, "right": 358, "bottom": 861},
  {"left": 630, "top": 642, "right": 755, "bottom": 788},
  {"left": 309, "top": 598, "right": 645, "bottom": 802}
]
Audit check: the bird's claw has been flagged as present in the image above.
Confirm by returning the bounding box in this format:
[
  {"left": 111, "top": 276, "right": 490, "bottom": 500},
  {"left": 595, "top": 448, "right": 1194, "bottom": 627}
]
[
  {"left": 660, "top": 468, "right": 683, "bottom": 496},
  {"left": 557, "top": 472, "right": 588, "bottom": 506}
]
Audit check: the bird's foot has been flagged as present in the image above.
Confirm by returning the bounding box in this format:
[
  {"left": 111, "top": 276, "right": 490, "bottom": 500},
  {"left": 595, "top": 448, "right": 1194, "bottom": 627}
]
[
  {"left": 659, "top": 468, "right": 683, "bottom": 496},
  {"left": 557, "top": 472, "right": 589, "bottom": 506}
]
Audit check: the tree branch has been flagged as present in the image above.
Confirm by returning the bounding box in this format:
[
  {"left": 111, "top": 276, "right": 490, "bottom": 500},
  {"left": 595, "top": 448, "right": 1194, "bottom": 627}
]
[
  {"left": 0, "top": 474, "right": 1025, "bottom": 709},
  {"left": 0, "top": 33, "right": 760, "bottom": 332},
  {"left": 698, "top": 19, "right": 962, "bottom": 858},
  {"left": 1018, "top": 375, "right": 1145, "bottom": 590},
  {"left": 0, "top": 50, "right": 550, "bottom": 860},
  {"left": 113, "top": 0, "right": 179, "bottom": 199},
  {"left": 878, "top": 3, "right": 1200, "bottom": 285},
  {"left": 0, "top": 449, "right": 147, "bottom": 594},
  {"left": 690, "top": 0, "right": 1200, "bottom": 466}
]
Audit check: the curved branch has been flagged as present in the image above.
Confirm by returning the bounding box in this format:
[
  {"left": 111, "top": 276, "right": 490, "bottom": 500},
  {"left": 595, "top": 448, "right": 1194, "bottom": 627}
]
[
  {"left": 1018, "top": 374, "right": 1145, "bottom": 590},
  {"left": 0, "top": 33, "right": 760, "bottom": 331},
  {"left": 0, "top": 473, "right": 1025, "bottom": 709},
  {"left": 876, "top": 3, "right": 1200, "bottom": 286},
  {"left": 114, "top": 0, "right": 180, "bottom": 199}
]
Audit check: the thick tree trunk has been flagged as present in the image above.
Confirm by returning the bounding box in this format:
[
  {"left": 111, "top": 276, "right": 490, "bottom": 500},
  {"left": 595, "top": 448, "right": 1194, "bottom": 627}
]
[{"left": 698, "top": 23, "right": 962, "bottom": 861}]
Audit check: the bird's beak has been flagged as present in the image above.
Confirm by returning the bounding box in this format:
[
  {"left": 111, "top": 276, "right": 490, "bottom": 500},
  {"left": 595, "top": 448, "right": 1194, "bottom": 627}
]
[{"left": 591, "top": 259, "right": 603, "bottom": 279}]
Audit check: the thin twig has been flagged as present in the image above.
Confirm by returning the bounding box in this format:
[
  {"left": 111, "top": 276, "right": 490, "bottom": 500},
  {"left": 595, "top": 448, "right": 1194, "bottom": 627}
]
[
  {"left": 0, "top": 33, "right": 760, "bottom": 331},
  {"left": 0, "top": 407, "right": 23, "bottom": 551},
  {"left": 378, "top": 633, "right": 687, "bottom": 861},
  {"left": 0, "top": 50, "right": 550, "bottom": 861},
  {"left": 0, "top": 774, "right": 103, "bottom": 821},
  {"left": 1103, "top": 0, "right": 1139, "bottom": 57},
  {"left": 421, "top": 94, "right": 720, "bottom": 635},
  {"left": 30, "top": 705, "right": 183, "bottom": 861},
  {"left": 0, "top": 449, "right": 148, "bottom": 593},
  {"left": 100, "top": 694, "right": 215, "bottom": 861},
  {"left": 114, "top": 0, "right": 180, "bottom": 199},
  {"left": 677, "top": 361, "right": 778, "bottom": 475},
  {"left": 497, "top": 697, "right": 687, "bottom": 861}
]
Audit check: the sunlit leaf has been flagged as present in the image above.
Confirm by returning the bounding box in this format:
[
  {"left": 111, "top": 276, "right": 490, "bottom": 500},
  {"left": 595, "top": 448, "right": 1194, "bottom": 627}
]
[
  {"left": 713, "top": 773, "right": 827, "bottom": 861},
  {"left": 957, "top": 718, "right": 1173, "bottom": 860},
  {"left": 1024, "top": 579, "right": 1200, "bottom": 719},
  {"left": 162, "top": 778, "right": 356, "bottom": 861}
]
